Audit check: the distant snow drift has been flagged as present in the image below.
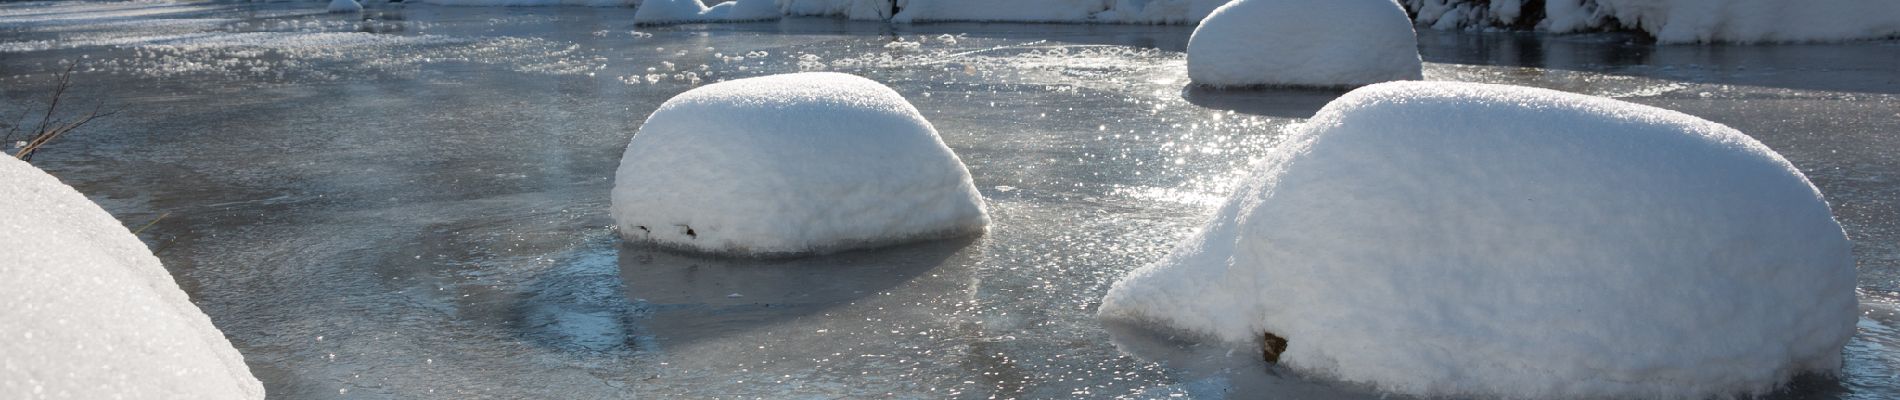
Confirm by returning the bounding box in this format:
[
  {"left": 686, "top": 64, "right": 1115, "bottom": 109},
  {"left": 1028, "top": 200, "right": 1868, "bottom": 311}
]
[
  {"left": 0, "top": 156, "right": 264, "bottom": 399},
  {"left": 633, "top": 0, "right": 779, "bottom": 24},
  {"left": 612, "top": 72, "right": 988, "bottom": 256},
  {"left": 1187, "top": 0, "right": 1422, "bottom": 88},
  {"left": 327, "top": 0, "right": 362, "bottom": 13},
  {"left": 1099, "top": 82, "right": 1858, "bottom": 398},
  {"left": 1407, "top": 0, "right": 1900, "bottom": 43}
]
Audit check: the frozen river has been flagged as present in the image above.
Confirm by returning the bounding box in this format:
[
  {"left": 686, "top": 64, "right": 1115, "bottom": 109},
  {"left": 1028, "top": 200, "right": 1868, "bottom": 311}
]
[{"left": 3, "top": 1, "right": 1897, "bottom": 398}]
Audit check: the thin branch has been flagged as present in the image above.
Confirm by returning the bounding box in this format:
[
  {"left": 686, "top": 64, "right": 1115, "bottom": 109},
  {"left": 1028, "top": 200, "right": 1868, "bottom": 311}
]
[{"left": 11, "top": 62, "right": 115, "bottom": 162}]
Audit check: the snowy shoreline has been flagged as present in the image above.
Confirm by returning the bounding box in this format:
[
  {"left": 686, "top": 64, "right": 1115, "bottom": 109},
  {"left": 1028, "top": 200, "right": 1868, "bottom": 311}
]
[{"left": 402, "top": 0, "right": 1900, "bottom": 43}]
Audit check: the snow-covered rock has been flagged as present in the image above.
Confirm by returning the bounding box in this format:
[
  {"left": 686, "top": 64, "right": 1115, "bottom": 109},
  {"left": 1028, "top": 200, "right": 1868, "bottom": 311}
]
[
  {"left": 0, "top": 156, "right": 264, "bottom": 399},
  {"left": 1187, "top": 0, "right": 1422, "bottom": 88},
  {"left": 634, "top": 0, "right": 781, "bottom": 25},
  {"left": 612, "top": 72, "right": 988, "bottom": 256},
  {"left": 1406, "top": 0, "right": 1900, "bottom": 43},
  {"left": 327, "top": 0, "right": 362, "bottom": 13},
  {"left": 1098, "top": 81, "right": 1857, "bottom": 398}
]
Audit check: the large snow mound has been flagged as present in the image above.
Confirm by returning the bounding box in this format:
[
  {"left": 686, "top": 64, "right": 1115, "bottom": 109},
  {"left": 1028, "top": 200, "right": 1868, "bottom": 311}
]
[
  {"left": 1098, "top": 81, "right": 1858, "bottom": 398},
  {"left": 1407, "top": 0, "right": 1900, "bottom": 43},
  {"left": 612, "top": 72, "right": 988, "bottom": 256},
  {"left": 0, "top": 156, "right": 264, "bottom": 399},
  {"left": 1187, "top": 0, "right": 1422, "bottom": 88},
  {"left": 634, "top": 0, "right": 781, "bottom": 25}
]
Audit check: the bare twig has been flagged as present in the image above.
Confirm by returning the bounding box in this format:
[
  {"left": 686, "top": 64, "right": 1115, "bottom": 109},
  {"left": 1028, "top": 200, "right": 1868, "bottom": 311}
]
[{"left": 10, "top": 63, "right": 115, "bottom": 162}]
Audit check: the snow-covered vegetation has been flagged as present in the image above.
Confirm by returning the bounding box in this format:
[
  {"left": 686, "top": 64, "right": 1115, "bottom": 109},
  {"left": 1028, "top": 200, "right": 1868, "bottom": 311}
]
[
  {"left": 612, "top": 72, "right": 988, "bottom": 256},
  {"left": 1187, "top": 0, "right": 1421, "bottom": 88},
  {"left": 1406, "top": 0, "right": 1900, "bottom": 43},
  {"left": 1100, "top": 81, "right": 1858, "bottom": 399},
  {"left": 616, "top": 0, "right": 1899, "bottom": 43},
  {"left": 0, "top": 156, "right": 264, "bottom": 399}
]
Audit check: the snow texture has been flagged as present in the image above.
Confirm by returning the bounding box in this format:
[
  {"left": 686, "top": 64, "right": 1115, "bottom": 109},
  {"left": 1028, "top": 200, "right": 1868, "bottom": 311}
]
[
  {"left": 1406, "top": 0, "right": 1900, "bottom": 43},
  {"left": 0, "top": 156, "right": 264, "bottom": 399},
  {"left": 327, "top": 0, "right": 363, "bottom": 13},
  {"left": 1187, "top": 0, "right": 1422, "bottom": 88},
  {"left": 634, "top": 0, "right": 781, "bottom": 24},
  {"left": 612, "top": 72, "right": 988, "bottom": 256},
  {"left": 1098, "top": 81, "right": 1858, "bottom": 398}
]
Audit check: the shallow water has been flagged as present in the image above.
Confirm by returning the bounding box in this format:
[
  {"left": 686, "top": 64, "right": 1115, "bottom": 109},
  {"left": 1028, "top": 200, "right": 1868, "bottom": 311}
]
[{"left": 2, "top": 2, "right": 1897, "bottom": 398}]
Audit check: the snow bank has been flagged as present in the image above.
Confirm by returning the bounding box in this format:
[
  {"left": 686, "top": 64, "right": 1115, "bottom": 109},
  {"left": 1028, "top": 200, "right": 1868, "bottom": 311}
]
[
  {"left": 327, "top": 0, "right": 362, "bottom": 13},
  {"left": 0, "top": 156, "right": 264, "bottom": 399},
  {"left": 1098, "top": 81, "right": 1857, "bottom": 398},
  {"left": 612, "top": 72, "right": 988, "bottom": 256},
  {"left": 1406, "top": 0, "right": 1900, "bottom": 43},
  {"left": 634, "top": 0, "right": 781, "bottom": 24},
  {"left": 1187, "top": 0, "right": 1421, "bottom": 88}
]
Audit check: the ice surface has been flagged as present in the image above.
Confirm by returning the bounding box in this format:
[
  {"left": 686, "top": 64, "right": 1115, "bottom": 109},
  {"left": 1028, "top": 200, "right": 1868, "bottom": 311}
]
[
  {"left": 1187, "top": 0, "right": 1422, "bottom": 88},
  {"left": 1100, "top": 81, "right": 1860, "bottom": 398},
  {"left": 611, "top": 72, "right": 989, "bottom": 256},
  {"left": 1408, "top": 0, "right": 1900, "bottom": 43},
  {"left": 414, "top": 0, "right": 636, "bottom": 6},
  {"left": 781, "top": 0, "right": 892, "bottom": 21},
  {"left": 888, "top": 0, "right": 1232, "bottom": 23},
  {"left": 0, "top": 156, "right": 263, "bottom": 399},
  {"left": 633, "top": 0, "right": 781, "bottom": 25}
]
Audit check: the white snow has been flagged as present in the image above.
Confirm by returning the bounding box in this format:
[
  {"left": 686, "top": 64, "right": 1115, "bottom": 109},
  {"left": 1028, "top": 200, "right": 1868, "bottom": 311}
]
[
  {"left": 327, "top": 0, "right": 363, "bottom": 13},
  {"left": 634, "top": 0, "right": 781, "bottom": 25},
  {"left": 611, "top": 72, "right": 988, "bottom": 256},
  {"left": 0, "top": 156, "right": 264, "bottom": 399},
  {"left": 1407, "top": 0, "right": 1900, "bottom": 43},
  {"left": 1098, "top": 81, "right": 1858, "bottom": 398},
  {"left": 1187, "top": 0, "right": 1422, "bottom": 88}
]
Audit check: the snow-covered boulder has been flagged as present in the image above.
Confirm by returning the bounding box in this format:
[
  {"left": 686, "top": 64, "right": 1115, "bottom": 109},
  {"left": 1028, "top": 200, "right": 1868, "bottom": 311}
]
[
  {"left": 0, "top": 156, "right": 264, "bottom": 399},
  {"left": 327, "top": 0, "right": 362, "bottom": 13},
  {"left": 634, "top": 0, "right": 781, "bottom": 25},
  {"left": 1187, "top": 0, "right": 1423, "bottom": 88},
  {"left": 612, "top": 72, "right": 988, "bottom": 256},
  {"left": 1098, "top": 81, "right": 1857, "bottom": 398}
]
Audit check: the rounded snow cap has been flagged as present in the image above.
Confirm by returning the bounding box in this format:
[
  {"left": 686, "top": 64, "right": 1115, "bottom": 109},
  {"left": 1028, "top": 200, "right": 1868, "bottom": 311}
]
[
  {"left": 1187, "top": 0, "right": 1423, "bottom": 88},
  {"left": 0, "top": 156, "right": 264, "bottom": 399},
  {"left": 613, "top": 72, "right": 989, "bottom": 257},
  {"left": 1099, "top": 81, "right": 1856, "bottom": 398}
]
